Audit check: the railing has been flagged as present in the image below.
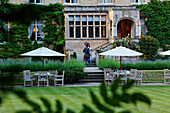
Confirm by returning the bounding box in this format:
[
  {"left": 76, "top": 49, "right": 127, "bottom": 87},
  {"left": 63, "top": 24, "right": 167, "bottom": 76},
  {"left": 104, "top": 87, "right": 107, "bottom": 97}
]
[{"left": 92, "top": 41, "right": 110, "bottom": 51}]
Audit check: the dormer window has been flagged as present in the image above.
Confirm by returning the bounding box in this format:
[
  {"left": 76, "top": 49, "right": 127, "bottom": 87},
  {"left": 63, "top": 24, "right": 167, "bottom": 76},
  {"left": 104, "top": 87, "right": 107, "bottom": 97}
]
[
  {"left": 65, "top": 0, "right": 78, "bottom": 3},
  {"left": 28, "top": 0, "right": 42, "bottom": 4},
  {"left": 132, "top": 0, "right": 146, "bottom": 4},
  {"left": 99, "top": 0, "right": 113, "bottom": 4}
]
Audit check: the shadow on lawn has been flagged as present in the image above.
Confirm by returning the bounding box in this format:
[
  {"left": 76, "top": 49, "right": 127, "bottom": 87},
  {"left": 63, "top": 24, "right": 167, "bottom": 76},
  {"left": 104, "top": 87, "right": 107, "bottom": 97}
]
[{"left": 0, "top": 73, "right": 151, "bottom": 113}]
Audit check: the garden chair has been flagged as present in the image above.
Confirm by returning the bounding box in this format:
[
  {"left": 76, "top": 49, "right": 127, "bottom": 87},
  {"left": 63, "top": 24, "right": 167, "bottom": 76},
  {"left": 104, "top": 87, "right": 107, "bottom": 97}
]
[
  {"left": 135, "top": 70, "right": 143, "bottom": 85},
  {"left": 54, "top": 70, "right": 65, "bottom": 86},
  {"left": 104, "top": 68, "right": 115, "bottom": 85},
  {"left": 117, "top": 70, "right": 127, "bottom": 85},
  {"left": 23, "top": 70, "right": 35, "bottom": 87},
  {"left": 128, "top": 69, "right": 137, "bottom": 80},
  {"left": 38, "top": 71, "right": 48, "bottom": 87},
  {"left": 164, "top": 69, "right": 170, "bottom": 83},
  {"left": 49, "top": 70, "right": 57, "bottom": 80}
]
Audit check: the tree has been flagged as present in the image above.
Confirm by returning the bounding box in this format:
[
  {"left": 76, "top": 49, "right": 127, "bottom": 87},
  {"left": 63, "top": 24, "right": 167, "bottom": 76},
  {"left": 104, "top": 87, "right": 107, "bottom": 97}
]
[{"left": 137, "top": 0, "right": 170, "bottom": 50}]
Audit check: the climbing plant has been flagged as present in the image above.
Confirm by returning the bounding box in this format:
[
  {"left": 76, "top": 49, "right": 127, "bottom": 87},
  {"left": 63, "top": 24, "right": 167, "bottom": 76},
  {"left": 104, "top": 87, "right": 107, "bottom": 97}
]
[
  {"left": 0, "top": 22, "right": 33, "bottom": 58},
  {"left": 136, "top": 0, "right": 170, "bottom": 50},
  {"left": 0, "top": 3, "right": 65, "bottom": 58},
  {"left": 42, "top": 3, "right": 65, "bottom": 53}
]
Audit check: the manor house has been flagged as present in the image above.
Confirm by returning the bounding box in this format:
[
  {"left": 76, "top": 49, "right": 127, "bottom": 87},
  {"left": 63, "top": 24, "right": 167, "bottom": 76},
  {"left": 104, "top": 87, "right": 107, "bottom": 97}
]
[{"left": 9, "top": 0, "right": 158, "bottom": 60}]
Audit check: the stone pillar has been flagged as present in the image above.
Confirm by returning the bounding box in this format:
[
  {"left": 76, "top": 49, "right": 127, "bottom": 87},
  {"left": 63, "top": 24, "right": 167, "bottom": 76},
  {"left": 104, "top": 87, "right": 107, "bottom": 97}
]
[{"left": 65, "top": 14, "right": 69, "bottom": 39}]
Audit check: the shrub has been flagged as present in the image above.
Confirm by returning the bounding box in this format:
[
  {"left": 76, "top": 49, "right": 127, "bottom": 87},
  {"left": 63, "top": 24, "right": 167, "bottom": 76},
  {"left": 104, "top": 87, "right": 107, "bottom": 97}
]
[
  {"left": 0, "top": 59, "right": 62, "bottom": 72},
  {"left": 62, "top": 59, "right": 87, "bottom": 83},
  {"left": 121, "top": 61, "right": 170, "bottom": 70},
  {"left": 139, "top": 36, "right": 160, "bottom": 60},
  {"left": 97, "top": 59, "right": 119, "bottom": 70},
  {"left": 112, "top": 35, "right": 140, "bottom": 51}
]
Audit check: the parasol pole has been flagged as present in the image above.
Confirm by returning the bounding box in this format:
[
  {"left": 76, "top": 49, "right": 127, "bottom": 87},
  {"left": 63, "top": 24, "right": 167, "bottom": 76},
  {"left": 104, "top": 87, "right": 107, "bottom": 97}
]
[
  {"left": 120, "top": 56, "right": 122, "bottom": 70},
  {"left": 42, "top": 57, "right": 44, "bottom": 71}
]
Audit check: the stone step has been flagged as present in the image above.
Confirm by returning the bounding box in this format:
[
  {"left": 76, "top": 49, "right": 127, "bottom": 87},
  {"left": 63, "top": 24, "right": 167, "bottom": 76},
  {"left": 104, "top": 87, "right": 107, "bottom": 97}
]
[
  {"left": 87, "top": 73, "right": 104, "bottom": 76},
  {"left": 86, "top": 76, "right": 104, "bottom": 79},
  {"left": 80, "top": 66, "right": 104, "bottom": 83}
]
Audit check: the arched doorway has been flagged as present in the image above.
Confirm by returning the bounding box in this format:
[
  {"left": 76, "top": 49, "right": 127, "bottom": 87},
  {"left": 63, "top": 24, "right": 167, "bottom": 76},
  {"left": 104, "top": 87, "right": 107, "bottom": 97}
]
[{"left": 117, "top": 19, "right": 134, "bottom": 39}]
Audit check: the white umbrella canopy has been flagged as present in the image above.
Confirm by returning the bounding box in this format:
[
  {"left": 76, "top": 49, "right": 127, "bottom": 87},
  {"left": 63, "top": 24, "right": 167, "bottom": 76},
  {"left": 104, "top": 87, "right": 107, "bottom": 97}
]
[
  {"left": 99, "top": 46, "right": 143, "bottom": 70},
  {"left": 21, "top": 47, "right": 66, "bottom": 57},
  {"left": 21, "top": 47, "right": 66, "bottom": 71},
  {"left": 159, "top": 50, "right": 170, "bottom": 55},
  {"left": 99, "top": 46, "right": 143, "bottom": 56}
]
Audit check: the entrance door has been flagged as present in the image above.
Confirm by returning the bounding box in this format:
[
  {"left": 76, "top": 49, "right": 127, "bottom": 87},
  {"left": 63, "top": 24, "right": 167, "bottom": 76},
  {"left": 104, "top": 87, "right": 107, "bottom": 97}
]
[{"left": 117, "top": 19, "right": 133, "bottom": 39}]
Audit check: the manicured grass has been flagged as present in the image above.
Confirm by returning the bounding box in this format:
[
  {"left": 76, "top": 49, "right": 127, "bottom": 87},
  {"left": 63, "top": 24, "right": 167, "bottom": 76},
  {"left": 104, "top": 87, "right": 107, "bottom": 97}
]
[{"left": 0, "top": 86, "right": 170, "bottom": 113}]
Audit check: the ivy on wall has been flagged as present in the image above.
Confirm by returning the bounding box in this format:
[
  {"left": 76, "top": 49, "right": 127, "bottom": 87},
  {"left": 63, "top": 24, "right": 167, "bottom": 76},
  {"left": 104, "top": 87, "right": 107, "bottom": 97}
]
[
  {"left": 0, "top": 22, "right": 33, "bottom": 58},
  {"left": 0, "top": 3, "right": 65, "bottom": 58},
  {"left": 42, "top": 3, "right": 65, "bottom": 53},
  {"left": 136, "top": 0, "right": 170, "bottom": 50}
]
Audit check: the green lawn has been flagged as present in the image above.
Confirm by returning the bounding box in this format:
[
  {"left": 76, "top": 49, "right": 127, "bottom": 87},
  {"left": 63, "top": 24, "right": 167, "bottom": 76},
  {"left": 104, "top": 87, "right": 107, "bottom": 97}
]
[{"left": 0, "top": 86, "right": 170, "bottom": 113}]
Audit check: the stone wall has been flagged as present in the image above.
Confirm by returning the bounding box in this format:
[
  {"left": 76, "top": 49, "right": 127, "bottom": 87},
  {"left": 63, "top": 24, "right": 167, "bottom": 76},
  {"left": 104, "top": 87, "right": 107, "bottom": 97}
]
[
  {"left": 115, "top": 0, "right": 131, "bottom": 6},
  {"left": 66, "top": 39, "right": 109, "bottom": 60},
  {"left": 79, "top": 0, "right": 97, "bottom": 6},
  {"left": 9, "top": 0, "right": 153, "bottom": 6},
  {"left": 9, "top": 0, "right": 27, "bottom": 4},
  {"left": 44, "top": 0, "right": 62, "bottom": 5}
]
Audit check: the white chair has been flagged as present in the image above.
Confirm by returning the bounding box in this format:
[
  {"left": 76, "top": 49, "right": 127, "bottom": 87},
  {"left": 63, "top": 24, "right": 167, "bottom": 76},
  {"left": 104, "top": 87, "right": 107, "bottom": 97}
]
[
  {"left": 49, "top": 70, "right": 56, "bottom": 81},
  {"left": 164, "top": 69, "right": 170, "bottom": 83},
  {"left": 23, "top": 70, "right": 35, "bottom": 87},
  {"left": 117, "top": 70, "right": 127, "bottom": 85},
  {"left": 135, "top": 70, "right": 143, "bottom": 85},
  {"left": 128, "top": 69, "right": 137, "bottom": 80},
  {"left": 38, "top": 71, "right": 48, "bottom": 87},
  {"left": 104, "top": 68, "right": 115, "bottom": 85},
  {"left": 54, "top": 70, "right": 65, "bottom": 86}
]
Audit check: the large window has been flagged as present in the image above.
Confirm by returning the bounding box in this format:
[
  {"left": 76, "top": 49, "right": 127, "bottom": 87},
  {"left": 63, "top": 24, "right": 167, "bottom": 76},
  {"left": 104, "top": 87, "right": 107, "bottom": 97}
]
[
  {"left": 28, "top": 19, "right": 43, "bottom": 41},
  {"left": 99, "top": 0, "right": 113, "bottom": 4},
  {"left": 28, "top": 0, "right": 42, "bottom": 4},
  {"left": 132, "top": 0, "right": 145, "bottom": 4},
  {"left": 68, "top": 15, "right": 107, "bottom": 38},
  {"left": 64, "top": 0, "right": 78, "bottom": 3}
]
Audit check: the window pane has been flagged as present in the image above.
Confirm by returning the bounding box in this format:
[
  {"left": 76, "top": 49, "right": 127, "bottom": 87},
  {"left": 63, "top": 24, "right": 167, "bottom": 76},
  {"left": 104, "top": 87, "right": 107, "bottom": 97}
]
[
  {"left": 101, "top": 26, "right": 106, "bottom": 38},
  {"left": 99, "top": 0, "right": 104, "bottom": 3},
  {"left": 72, "top": 0, "right": 78, "bottom": 3},
  {"left": 89, "top": 27, "right": 93, "bottom": 38},
  {"left": 107, "top": 0, "right": 112, "bottom": 3},
  {"left": 82, "top": 16, "right": 87, "bottom": 25},
  {"left": 101, "top": 16, "right": 106, "bottom": 25},
  {"left": 95, "top": 16, "right": 100, "bottom": 25},
  {"left": 88, "top": 16, "right": 93, "bottom": 25},
  {"left": 36, "top": 0, "right": 41, "bottom": 3},
  {"left": 69, "top": 16, "right": 74, "bottom": 25},
  {"left": 76, "top": 16, "right": 80, "bottom": 25},
  {"left": 65, "top": 0, "right": 70, "bottom": 3},
  {"left": 83, "top": 27, "right": 87, "bottom": 37},
  {"left": 95, "top": 27, "right": 99, "bottom": 37},
  {"left": 76, "top": 27, "right": 80, "bottom": 38},
  {"left": 70, "top": 27, "right": 74, "bottom": 37},
  {"left": 29, "top": 0, "right": 34, "bottom": 3}
]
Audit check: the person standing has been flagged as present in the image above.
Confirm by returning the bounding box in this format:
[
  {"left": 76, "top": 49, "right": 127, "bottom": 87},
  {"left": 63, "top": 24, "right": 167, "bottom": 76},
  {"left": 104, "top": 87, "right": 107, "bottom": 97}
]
[
  {"left": 87, "top": 43, "right": 91, "bottom": 63},
  {"left": 83, "top": 43, "right": 90, "bottom": 64}
]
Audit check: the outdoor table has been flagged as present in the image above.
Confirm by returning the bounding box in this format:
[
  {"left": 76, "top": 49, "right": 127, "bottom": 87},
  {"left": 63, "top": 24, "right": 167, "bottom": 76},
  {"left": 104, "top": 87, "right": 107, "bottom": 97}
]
[
  {"left": 113, "top": 71, "right": 130, "bottom": 78},
  {"left": 34, "top": 72, "right": 53, "bottom": 86}
]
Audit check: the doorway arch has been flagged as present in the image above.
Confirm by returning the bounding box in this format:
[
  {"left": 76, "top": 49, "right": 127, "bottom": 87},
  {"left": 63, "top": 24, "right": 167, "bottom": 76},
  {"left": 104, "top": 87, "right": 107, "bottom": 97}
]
[{"left": 117, "top": 19, "right": 135, "bottom": 39}]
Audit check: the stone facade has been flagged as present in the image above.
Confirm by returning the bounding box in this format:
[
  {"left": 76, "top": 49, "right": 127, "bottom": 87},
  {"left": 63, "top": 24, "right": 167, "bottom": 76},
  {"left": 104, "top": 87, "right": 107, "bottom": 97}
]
[{"left": 8, "top": 0, "right": 153, "bottom": 61}]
